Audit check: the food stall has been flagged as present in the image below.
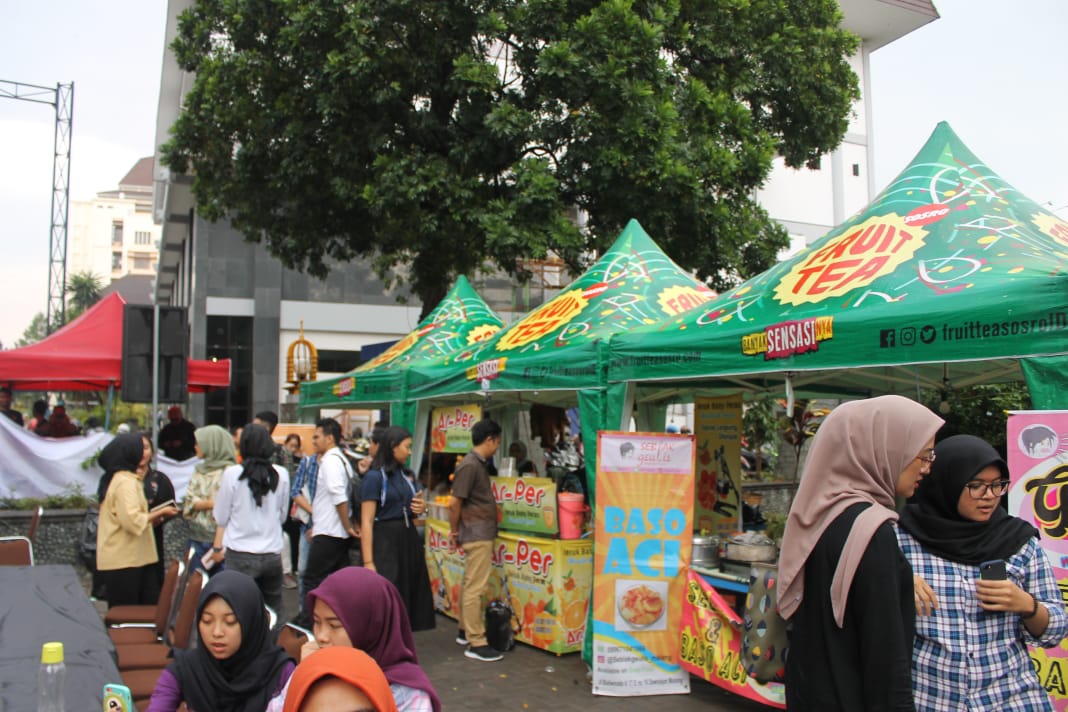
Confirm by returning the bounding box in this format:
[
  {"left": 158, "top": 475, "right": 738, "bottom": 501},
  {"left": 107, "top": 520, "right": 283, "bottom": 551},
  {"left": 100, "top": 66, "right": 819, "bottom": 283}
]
[{"left": 425, "top": 480, "right": 593, "bottom": 654}]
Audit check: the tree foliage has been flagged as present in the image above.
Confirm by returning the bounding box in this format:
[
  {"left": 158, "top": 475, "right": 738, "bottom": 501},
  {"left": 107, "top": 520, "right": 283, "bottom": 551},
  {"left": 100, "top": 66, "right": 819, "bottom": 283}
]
[
  {"left": 164, "top": 0, "right": 859, "bottom": 312},
  {"left": 16, "top": 312, "right": 53, "bottom": 347},
  {"left": 66, "top": 271, "right": 105, "bottom": 319}
]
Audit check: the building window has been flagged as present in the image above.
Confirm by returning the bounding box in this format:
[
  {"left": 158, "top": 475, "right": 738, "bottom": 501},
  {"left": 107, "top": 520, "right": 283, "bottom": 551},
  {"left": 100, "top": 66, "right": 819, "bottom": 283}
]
[
  {"left": 134, "top": 231, "right": 152, "bottom": 245},
  {"left": 112, "top": 252, "right": 122, "bottom": 271},
  {"left": 132, "top": 256, "right": 151, "bottom": 271},
  {"left": 112, "top": 221, "right": 124, "bottom": 245},
  {"left": 317, "top": 349, "right": 362, "bottom": 373},
  {"left": 205, "top": 315, "right": 253, "bottom": 428}
]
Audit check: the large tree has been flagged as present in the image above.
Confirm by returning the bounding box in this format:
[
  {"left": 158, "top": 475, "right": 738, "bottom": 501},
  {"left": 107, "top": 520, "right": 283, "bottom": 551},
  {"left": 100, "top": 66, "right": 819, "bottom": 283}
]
[
  {"left": 164, "top": 0, "right": 859, "bottom": 312},
  {"left": 66, "top": 271, "right": 105, "bottom": 319}
]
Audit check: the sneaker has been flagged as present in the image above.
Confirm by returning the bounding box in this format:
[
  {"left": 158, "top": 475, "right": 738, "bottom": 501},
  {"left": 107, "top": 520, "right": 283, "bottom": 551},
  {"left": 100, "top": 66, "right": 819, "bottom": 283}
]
[
  {"left": 464, "top": 645, "right": 503, "bottom": 662},
  {"left": 455, "top": 630, "right": 467, "bottom": 646},
  {"left": 282, "top": 574, "right": 298, "bottom": 590}
]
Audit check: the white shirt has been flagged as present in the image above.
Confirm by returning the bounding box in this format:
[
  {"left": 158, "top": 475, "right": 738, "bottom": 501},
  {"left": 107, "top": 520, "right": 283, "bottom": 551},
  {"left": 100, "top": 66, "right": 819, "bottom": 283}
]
[
  {"left": 214, "top": 463, "right": 290, "bottom": 554},
  {"left": 312, "top": 447, "right": 353, "bottom": 539}
]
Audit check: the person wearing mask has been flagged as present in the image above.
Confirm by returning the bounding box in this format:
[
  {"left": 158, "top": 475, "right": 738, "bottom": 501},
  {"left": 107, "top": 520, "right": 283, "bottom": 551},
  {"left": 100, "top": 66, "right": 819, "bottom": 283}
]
[
  {"left": 779, "top": 395, "right": 944, "bottom": 711},
  {"left": 211, "top": 424, "right": 291, "bottom": 622},
  {"left": 359, "top": 425, "right": 435, "bottom": 632},
  {"left": 899, "top": 434, "right": 1068, "bottom": 710},
  {"left": 147, "top": 570, "right": 295, "bottom": 712},
  {"left": 282, "top": 647, "right": 398, "bottom": 712},
  {"left": 183, "top": 425, "right": 238, "bottom": 572},
  {"left": 96, "top": 433, "right": 178, "bottom": 608}
]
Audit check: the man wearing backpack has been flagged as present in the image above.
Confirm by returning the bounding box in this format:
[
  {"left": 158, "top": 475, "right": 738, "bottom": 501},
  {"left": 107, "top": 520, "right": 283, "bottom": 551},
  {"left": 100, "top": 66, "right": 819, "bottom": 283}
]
[{"left": 298, "top": 417, "right": 358, "bottom": 624}]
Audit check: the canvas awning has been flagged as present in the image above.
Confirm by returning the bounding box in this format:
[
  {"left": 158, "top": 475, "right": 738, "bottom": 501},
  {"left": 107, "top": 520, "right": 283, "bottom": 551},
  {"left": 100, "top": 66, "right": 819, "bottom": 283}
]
[{"left": 0, "top": 293, "right": 231, "bottom": 393}]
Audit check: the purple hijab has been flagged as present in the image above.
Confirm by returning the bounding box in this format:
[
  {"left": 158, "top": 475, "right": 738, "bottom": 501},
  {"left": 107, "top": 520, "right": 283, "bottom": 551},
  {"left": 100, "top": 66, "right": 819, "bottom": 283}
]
[{"left": 307, "top": 567, "right": 441, "bottom": 712}]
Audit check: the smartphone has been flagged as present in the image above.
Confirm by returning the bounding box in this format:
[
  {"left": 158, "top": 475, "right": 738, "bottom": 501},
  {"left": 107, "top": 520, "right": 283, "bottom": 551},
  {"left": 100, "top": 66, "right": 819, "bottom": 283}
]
[
  {"left": 979, "top": 559, "right": 1007, "bottom": 581},
  {"left": 103, "top": 683, "right": 134, "bottom": 711}
]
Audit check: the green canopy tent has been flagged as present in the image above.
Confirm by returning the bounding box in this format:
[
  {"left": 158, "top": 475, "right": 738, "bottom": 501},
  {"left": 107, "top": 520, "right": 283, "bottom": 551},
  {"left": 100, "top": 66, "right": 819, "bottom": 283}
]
[
  {"left": 608, "top": 122, "right": 1068, "bottom": 409},
  {"left": 297, "top": 275, "right": 505, "bottom": 423},
  {"left": 403, "top": 219, "right": 715, "bottom": 487}
]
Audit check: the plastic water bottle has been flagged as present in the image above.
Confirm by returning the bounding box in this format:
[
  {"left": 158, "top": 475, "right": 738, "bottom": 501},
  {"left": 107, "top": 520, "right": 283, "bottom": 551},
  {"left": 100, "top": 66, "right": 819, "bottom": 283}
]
[{"left": 37, "top": 642, "right": 66, "bottom": 712}]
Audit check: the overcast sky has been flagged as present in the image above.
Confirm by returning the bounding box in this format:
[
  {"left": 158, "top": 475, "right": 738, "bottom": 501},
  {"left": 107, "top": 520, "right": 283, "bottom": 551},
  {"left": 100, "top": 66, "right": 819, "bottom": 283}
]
[{"left": 1, "top": 0, "right": 1065, "bottom": 348}]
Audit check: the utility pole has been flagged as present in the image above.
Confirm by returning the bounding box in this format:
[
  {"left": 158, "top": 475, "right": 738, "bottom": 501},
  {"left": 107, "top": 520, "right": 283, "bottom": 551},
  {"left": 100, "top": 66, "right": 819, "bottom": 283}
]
[{"left": 0, "top": 80, "right": 74, "bottom": 333}]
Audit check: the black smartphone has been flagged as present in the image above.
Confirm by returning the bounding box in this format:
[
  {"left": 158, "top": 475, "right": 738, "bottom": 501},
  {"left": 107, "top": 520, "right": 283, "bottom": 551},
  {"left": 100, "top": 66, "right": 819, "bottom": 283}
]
[{"left": 979, "top": 559, "right": 1007, "bottom": 581}]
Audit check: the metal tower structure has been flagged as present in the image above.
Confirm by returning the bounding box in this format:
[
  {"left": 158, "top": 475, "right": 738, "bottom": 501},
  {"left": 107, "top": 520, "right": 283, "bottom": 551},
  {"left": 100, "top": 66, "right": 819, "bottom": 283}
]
[{"left": 0, "top": 80, "right": 74, "bottom": 333}]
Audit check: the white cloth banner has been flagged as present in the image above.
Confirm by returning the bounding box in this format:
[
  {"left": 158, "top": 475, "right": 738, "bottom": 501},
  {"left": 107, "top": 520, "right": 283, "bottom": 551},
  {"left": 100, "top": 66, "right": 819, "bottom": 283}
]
[{"left": 0, "top": 415, "right": 198, "bottom": 501}]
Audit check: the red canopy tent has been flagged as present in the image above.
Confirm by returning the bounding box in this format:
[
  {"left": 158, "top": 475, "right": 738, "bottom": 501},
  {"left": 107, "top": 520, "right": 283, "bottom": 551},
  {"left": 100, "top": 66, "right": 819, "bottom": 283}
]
[{"left": 0, "top": 293, "right": 230, "bottom": 392}]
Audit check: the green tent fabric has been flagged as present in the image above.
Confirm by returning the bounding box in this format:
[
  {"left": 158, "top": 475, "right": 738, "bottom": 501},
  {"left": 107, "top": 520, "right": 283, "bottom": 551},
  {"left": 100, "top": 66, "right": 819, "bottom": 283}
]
[
  {"left": 298, "top": 275, "right": 504, "bottom": 413},
  {"left": 405, "top": 219, "right": 715, "bottom": 402},
  {"left": 1021, "top": 356, "right": 1068, "bottom": 409},
  {"left": 609, "top": 122, "right": 1068, "bottom": 400}
]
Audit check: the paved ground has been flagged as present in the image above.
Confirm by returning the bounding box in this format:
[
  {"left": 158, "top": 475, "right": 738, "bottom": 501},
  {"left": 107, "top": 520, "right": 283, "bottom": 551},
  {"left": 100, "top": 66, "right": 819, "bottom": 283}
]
[{"left": 281, "top": 586, "right": 771, "bottom": 712}]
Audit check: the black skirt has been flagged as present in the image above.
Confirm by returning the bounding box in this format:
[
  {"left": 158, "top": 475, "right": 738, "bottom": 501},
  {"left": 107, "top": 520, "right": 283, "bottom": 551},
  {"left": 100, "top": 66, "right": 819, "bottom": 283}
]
[{"left": 372, "top": 519, "right": 437, "bottom": 631}]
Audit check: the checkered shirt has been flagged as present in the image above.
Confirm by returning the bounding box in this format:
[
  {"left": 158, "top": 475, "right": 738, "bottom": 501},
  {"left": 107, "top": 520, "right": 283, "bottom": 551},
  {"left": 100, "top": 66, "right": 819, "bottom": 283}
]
[
  {"left": 897, "top": 528, "right": 1067, "bottom": 711},
  {"left": 290, "top": 454, "right": 319, "bottom": 532}
]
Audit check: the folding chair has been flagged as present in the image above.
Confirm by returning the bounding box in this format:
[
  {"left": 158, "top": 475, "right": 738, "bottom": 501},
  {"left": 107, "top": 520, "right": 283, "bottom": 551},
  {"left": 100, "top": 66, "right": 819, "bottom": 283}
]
[
  {"left": 106, "top": 546, "right": 195, "bottom": 627},
  {"left": 108, "top": 559, "right": 183, "bottom": 645},
  {"left": 0, "top": 536, "right": 33, "bottom": 566},
  {"left": 116, "top": 569, "right": 205, "bottom": 672},
  {"left": 27, "top": 505, "right": 44, "bottom": 540}
]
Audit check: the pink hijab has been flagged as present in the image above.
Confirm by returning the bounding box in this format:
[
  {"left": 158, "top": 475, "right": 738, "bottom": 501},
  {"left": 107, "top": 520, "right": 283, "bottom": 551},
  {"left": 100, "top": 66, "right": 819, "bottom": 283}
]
[{"left": 777, "top": 395, "right": 943, "bottom": 627}]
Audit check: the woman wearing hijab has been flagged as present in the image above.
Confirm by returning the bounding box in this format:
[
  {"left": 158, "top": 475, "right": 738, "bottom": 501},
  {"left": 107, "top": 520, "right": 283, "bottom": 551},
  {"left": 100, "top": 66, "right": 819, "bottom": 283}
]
[
  {"left": 183, "top": 425, "right": 238, "bottom": 572},
  {"left": 359, "top": 426, "right": 435, "bottom": 631},
  {"left": 275, "top": 567, "right": 441, "bottom": 712},
  {"left": 779, "top": 395, "right": 944, "bottom": 711},
  {"left": 147, "top": 570, "right": 295, "bottom": 712},
  {"left": 139, "top": 433, "right": 178, "bottom": 587},
  {"left": 282, "top": 647, "right": 398, "bottom": 712},
  {"left": 96, "top": 433, "right": 179, "bottom": 608},
  {"left": 211, "top": 423, "right": 291, "bottom": 622},
  {"left": 898, "top": 434, "right": 1067, "bottom": 710}
]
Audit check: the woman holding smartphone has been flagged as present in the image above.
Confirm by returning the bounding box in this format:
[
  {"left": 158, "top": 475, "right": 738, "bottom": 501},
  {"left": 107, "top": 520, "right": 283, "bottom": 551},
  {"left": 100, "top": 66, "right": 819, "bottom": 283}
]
[
  {"left": 898, "top": 434, "right": 1067, "bottom": 710},
  {"left": 359, "top": 426, "right": 435, "bottom": 631}
]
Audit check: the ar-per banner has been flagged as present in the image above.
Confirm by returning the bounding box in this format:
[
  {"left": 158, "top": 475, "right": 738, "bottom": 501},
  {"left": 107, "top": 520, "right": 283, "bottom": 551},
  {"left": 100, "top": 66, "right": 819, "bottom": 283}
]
[
  {"left": 429, "top": 403, "right": 482, "bottom": 453},
  {"left": 1008, "top": 410, "right": 1068, "bottom": 711},
  {"left": 694, "top": 395, "right": 743, "bottom": 536},
  {"left": 592, "top": 432, "right": 694, "bottom": 696}
]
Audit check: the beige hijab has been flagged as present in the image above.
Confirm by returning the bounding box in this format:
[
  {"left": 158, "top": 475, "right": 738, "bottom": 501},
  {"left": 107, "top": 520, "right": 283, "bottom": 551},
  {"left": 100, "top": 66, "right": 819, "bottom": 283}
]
[{"left": 777, "top": 395, "right": 943, "bottom": 627}]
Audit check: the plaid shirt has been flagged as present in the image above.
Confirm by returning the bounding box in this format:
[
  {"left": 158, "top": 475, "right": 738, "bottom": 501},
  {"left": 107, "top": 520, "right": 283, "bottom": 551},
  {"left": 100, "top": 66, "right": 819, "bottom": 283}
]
[
  {"left": 898, "top": 528, "right": 1067, "bottom": 711},
  {"left": 290, "top": 454, "right": 319, "bottom": 532}
]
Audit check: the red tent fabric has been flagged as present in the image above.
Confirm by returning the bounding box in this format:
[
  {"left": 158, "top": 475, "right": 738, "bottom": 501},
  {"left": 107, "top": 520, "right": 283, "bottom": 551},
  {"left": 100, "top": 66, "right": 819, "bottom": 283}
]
[{"left": 0, "top": 293, "right": 230, "bottom": 392}]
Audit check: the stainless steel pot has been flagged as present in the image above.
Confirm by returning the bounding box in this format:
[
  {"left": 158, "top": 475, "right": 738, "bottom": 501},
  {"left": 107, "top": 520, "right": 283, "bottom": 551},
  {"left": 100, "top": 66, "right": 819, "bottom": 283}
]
[
  {"left": 691, "top": 535, "right": 720, "bottom": 567},
  {"left": 722, "top": 539, "right": 778, "bottom": 564}
]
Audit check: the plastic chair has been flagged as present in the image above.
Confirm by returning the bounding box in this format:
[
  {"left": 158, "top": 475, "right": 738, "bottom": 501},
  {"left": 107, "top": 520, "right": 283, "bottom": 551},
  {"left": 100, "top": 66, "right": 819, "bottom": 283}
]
[{"left": 0, "top": 536, "right": 34, "bottom": 566}]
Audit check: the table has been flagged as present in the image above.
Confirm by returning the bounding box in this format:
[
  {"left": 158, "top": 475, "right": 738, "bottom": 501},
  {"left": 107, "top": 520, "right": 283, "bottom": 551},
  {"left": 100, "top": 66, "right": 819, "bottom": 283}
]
[{"left": 0, "top": 565, "right": 120, "bottom": 711}]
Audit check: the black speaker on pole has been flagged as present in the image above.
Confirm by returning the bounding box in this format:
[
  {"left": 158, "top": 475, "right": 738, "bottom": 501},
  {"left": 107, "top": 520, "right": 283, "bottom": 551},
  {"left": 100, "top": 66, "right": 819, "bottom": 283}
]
[{"left": 122, "top": 305, "right": 189, "bottom": 403}]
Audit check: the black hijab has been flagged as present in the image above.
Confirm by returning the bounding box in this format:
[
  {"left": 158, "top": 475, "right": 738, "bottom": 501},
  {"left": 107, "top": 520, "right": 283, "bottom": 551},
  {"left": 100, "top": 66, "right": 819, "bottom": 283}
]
[
  {"left": 899, "top": 434, "right": 1037, "bottom": 564},
  {"left": 96, "top": 433, "right": 145, "bottom": 501},
  {"left": 170, "top": 570, "right": 292, "bottom": 712},
  {"left": 238, "top": 424, "right": 279, "bottom": 507}
]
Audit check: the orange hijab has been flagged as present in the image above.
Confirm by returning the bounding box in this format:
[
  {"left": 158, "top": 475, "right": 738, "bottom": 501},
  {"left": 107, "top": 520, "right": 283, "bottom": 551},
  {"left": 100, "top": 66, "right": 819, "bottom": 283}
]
[
  {"left": 778, "top": 395, "right": 943, "bottom": 627},
  {"left": 282, "top": 647, "right": 399, "bottom": 712}
]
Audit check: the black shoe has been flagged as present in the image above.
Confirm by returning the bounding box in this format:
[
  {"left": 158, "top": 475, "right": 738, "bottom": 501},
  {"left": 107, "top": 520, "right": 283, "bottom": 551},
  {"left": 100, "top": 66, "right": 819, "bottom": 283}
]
[
  {"left": 465, "top": 645, "right": 503, "bottom": 662},
  {"left": 455, "top": 630, "right": 467, "bottom": 646}
]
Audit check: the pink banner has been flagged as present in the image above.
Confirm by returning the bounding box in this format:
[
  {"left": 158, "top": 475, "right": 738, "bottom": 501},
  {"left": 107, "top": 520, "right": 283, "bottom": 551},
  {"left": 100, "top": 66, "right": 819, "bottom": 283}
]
[
  {"left": 1007, "top": 410, "right": 1068, "bottom": 711},
  {"left": 678, "top": 569, "right": 785, "bottom": 708}
]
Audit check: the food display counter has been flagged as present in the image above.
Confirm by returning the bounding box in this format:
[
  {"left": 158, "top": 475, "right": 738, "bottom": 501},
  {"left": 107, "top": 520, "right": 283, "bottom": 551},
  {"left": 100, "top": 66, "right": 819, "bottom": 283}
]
[{"left": 424, "top": 516, "right": 593, "bottom": 654}]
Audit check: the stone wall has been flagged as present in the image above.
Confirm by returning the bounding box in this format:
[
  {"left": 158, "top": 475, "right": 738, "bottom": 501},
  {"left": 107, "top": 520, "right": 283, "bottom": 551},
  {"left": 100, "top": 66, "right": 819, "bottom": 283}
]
[{"left": 0, "top": 508, "right": 194, "bottom": 572}]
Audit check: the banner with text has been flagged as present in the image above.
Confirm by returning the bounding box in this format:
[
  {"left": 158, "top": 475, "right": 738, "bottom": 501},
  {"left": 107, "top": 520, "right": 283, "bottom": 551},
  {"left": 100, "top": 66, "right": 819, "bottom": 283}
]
[
  {"left": 694, "top": 395, "right": 743, "bottom": 537},
  {"left": 1008, "top": 410, "right": 1068, "bottom": 711},
  {"left": 679, "top": 569, "right": 786, "bottom": 707},
  {"left": 593, "top": 431, "right": 694, "bottom": 696},
  {"left": 430, "top": 403, "right": 482, "bottom": 453},
  {"left": 492, "top": 476, "right": 559, "bottom": 536}
]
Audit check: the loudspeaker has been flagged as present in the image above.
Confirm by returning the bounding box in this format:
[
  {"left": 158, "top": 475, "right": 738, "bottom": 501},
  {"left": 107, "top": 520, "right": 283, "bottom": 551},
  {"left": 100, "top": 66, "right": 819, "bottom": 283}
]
[{"left": 122, "top": 305, "right": 189, "bottom": 403}]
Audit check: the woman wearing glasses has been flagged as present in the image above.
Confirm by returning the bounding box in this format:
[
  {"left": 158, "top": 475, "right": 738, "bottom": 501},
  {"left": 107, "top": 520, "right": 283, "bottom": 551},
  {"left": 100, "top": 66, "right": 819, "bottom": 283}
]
[{"left": 898, "top": 434, "right": 1067, "bottom": 710}]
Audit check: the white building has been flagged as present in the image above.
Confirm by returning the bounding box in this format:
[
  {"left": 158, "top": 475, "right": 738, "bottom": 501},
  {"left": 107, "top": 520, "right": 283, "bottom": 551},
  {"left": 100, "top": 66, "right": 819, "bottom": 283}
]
[{"left": 69, "top": 157, "right": 160, "bottom": 281}]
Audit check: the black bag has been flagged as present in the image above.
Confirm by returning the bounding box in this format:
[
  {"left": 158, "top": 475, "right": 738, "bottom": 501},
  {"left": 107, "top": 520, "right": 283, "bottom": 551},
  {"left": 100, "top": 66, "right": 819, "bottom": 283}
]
[
  {"left": 485, "top": 600, "right": 517, "bottom": 652},
  {"left": 78, "top": 507, "right": 99, "bottom": 570}
]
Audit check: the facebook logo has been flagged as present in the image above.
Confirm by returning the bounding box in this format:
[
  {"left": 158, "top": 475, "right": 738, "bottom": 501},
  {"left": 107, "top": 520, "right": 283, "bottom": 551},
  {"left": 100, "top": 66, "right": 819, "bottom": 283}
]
[{"left": 880, "top": 329, "right": 896, "bottom": 348}]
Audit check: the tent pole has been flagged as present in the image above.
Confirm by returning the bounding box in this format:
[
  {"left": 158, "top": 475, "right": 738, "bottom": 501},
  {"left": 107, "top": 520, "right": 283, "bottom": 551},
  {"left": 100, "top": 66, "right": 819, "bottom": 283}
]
[
  {"left": 105, "top": 384, "right": 114, "bottom": 431},
  {"left": 151, "top": 304, "right": 159, "bottom": 448}
]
